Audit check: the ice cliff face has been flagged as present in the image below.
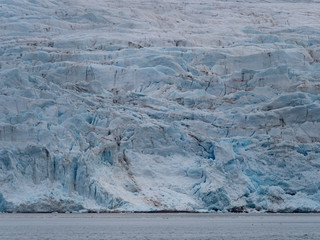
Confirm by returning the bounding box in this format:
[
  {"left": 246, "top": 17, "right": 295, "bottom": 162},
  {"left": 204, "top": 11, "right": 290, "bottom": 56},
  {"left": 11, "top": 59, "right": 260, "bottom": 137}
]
[{"left": 0, "top": 0, "right": 320, "bottom": 213}]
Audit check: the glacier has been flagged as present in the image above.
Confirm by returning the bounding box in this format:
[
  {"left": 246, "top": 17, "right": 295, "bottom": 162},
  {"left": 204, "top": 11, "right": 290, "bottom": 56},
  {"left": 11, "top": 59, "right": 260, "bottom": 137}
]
[{"left": 0, "top": 0, "right": 320, "bottom": 213}]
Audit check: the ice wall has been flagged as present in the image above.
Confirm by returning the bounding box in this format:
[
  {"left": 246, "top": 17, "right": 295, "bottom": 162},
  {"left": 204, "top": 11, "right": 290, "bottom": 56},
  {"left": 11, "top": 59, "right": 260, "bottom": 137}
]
[{"left": 0, "top": 0, "right": 320, "bottom": 212}]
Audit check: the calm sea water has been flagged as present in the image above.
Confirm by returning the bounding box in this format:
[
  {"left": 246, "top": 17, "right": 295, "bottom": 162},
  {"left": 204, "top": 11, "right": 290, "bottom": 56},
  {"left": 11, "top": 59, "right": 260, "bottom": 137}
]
[{"left": 0, "top": 213, "right": 319, "bottom": 240}]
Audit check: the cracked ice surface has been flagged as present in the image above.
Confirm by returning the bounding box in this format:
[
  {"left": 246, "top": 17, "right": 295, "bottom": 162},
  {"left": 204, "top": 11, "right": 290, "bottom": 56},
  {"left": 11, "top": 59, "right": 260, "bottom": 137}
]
[{"left": 0, "top": 0, "right": 320, "bottom": 212}]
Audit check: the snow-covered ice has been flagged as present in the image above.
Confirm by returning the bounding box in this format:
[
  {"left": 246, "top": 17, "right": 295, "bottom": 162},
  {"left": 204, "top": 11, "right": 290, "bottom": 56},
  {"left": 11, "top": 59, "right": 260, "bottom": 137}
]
[{"left": 0, "top": 0, "right": 320, "bottom": 212}]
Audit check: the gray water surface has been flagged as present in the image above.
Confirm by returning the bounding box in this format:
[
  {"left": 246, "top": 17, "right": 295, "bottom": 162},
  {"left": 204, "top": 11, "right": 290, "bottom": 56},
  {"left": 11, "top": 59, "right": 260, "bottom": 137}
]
[{"left": 0, "top": 213, "right": 319, "bottom": 240}]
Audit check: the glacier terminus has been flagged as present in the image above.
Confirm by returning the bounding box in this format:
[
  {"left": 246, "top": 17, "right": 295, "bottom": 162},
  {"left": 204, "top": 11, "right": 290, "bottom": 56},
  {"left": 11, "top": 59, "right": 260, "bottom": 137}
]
[{"left": 0, "top": 0, "right": 320, "bottom": 213}]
